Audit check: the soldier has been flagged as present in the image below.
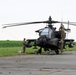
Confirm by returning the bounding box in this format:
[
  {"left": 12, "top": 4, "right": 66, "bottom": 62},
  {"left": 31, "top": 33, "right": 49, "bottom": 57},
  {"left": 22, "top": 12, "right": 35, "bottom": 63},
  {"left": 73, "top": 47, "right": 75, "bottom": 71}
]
[
  {"left": 59, "top": 23, "right": 66, "bottom": 54},
  {"left": 59, "top": 23, "right": 66, "bottom": 39},
  {"left": 22, "top": 38, "right": 26, "bottom": 53}
]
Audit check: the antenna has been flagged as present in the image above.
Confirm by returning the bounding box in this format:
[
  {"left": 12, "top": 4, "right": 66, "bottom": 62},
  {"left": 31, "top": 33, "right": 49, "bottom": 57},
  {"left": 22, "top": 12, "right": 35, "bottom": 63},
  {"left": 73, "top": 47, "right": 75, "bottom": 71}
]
[
  {"left": 67, "top": 20, "right": 70, "bottom": 39},
  {"left": 67, "top": 21, "right": 69, "bottom": 39},
  {"left": 61, "top": 10, "right": 63, "bottom": 23},
  {"left": 68, "top": 20, "right": 69, "bottom": 29}
]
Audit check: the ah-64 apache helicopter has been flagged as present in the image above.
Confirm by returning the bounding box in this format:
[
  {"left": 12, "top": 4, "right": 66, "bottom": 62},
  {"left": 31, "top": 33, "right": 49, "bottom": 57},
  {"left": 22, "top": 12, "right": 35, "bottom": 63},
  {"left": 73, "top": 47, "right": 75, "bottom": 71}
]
[{"left": 3, "top": 16, "right": 76, "bottom": 54}]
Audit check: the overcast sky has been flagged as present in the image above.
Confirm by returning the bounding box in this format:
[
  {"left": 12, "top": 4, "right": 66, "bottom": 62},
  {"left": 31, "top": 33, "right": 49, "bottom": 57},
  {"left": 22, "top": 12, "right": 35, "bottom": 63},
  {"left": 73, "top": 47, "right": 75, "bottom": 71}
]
[{"left": 0, "top": 0, "right": 76, "bottom": 41}]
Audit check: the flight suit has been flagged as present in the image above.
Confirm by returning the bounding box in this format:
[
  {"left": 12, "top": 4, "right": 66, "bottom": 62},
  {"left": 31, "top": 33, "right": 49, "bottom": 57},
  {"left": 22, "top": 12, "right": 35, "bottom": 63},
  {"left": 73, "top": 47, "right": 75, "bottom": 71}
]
[{"left": 59, "top": 24, "right": 66, "bottom": 54}]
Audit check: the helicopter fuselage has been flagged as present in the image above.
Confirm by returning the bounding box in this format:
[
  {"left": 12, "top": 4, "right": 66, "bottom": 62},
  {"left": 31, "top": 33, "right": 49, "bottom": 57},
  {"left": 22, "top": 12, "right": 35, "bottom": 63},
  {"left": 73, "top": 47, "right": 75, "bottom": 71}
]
[{"left": 36, "top": 27, "right": 61, "bottom": 50}]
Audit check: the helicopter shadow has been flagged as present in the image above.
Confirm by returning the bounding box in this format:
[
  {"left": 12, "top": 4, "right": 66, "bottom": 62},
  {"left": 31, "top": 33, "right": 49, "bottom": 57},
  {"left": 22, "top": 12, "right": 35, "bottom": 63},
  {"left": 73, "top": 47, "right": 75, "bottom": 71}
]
[{"left": 41, "top": 51, "right": 73, "bottom": 55}]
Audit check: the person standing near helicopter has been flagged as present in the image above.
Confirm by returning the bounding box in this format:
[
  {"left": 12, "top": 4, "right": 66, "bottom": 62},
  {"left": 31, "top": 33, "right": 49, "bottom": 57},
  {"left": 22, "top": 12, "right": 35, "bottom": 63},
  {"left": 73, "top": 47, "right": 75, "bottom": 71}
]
[
  {"left": 59, "top": 23, "right": 66, "bottom": 54},
  {"left": 22, "top": 38, "right": 26, "bottom": 53}
]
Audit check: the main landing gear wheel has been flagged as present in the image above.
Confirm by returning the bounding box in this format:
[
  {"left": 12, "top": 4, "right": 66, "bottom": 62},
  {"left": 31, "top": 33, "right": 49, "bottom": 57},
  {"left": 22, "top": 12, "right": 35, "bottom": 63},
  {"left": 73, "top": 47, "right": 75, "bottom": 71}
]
[{"left": 55, "top": 49, "right": 59, "bottom": 54}]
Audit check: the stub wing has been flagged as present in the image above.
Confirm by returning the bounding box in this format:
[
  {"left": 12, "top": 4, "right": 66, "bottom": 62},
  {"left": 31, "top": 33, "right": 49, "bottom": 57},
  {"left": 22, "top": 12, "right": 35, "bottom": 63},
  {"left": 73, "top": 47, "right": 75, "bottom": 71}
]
[
  {"left": 64, "top": 39, "right": 74, "bottom": 42},
  {"left": 64, "top": 39, "right": 74, "bottom": 48},
  {"left": 26, "top": 39, "right": 36, "bottom": 47}
]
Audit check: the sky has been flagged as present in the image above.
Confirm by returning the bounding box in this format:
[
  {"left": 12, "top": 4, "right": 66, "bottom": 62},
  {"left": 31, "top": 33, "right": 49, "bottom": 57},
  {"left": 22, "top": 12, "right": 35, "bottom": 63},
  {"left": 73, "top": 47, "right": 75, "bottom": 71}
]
[{"left": 0, "top": 0, "right": 76, "bottom": 41}]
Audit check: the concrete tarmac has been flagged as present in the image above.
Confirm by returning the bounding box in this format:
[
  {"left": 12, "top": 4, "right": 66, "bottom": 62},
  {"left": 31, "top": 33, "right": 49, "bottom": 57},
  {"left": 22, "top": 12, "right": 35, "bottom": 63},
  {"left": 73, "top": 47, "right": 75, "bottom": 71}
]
[{"left": 0, "top": 51, "right": 76, "bottom": 75}]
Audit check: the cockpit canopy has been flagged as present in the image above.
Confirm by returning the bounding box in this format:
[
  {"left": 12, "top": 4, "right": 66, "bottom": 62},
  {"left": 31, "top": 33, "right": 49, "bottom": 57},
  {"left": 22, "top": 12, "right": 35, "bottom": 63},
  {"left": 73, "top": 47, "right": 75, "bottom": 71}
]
[
  {"left": 41, "top": 28, "right": 48, "bottom": 35},
  {"left": 40, "top": 27, "right": 53, "bottom": 38}
]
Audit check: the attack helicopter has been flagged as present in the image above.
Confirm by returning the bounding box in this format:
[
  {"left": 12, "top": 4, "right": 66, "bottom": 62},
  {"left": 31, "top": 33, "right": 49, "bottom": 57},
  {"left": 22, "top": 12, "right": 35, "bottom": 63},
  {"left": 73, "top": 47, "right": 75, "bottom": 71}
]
[{"left": 3, "top": 16, "right": 76, "bottom": 54}]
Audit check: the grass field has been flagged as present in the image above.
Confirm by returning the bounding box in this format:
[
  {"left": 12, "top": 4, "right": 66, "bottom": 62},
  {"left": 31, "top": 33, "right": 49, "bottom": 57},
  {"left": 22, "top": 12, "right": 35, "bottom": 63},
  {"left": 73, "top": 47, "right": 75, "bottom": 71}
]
[
  {"left": 0, "top": 40, "right": 22, "bottom": 47},
  {"left": 0, "top": 40, "right": 38, "bottom": 56},
  {"left": 0, "top": 40, "right": 76, "bottom": 57}
]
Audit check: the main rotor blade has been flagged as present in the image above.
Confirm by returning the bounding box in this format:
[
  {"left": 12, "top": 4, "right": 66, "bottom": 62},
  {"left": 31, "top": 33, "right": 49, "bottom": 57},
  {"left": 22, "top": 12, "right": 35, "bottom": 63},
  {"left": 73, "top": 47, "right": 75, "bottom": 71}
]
[
  {"left": 3, "top": 20, "right": 76, "bottom": 28},
  {"left": 3, "top": 21, "right": 47, "bottom": 28},
  {"left": 68, "top": 23, "right": 76, "bottom": 26},
  {"left": 59, "top": 22, "right": 76, "bottom": 26},
  {"left": 3, "top": 20, "right": 60, "bottom": 28}
]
